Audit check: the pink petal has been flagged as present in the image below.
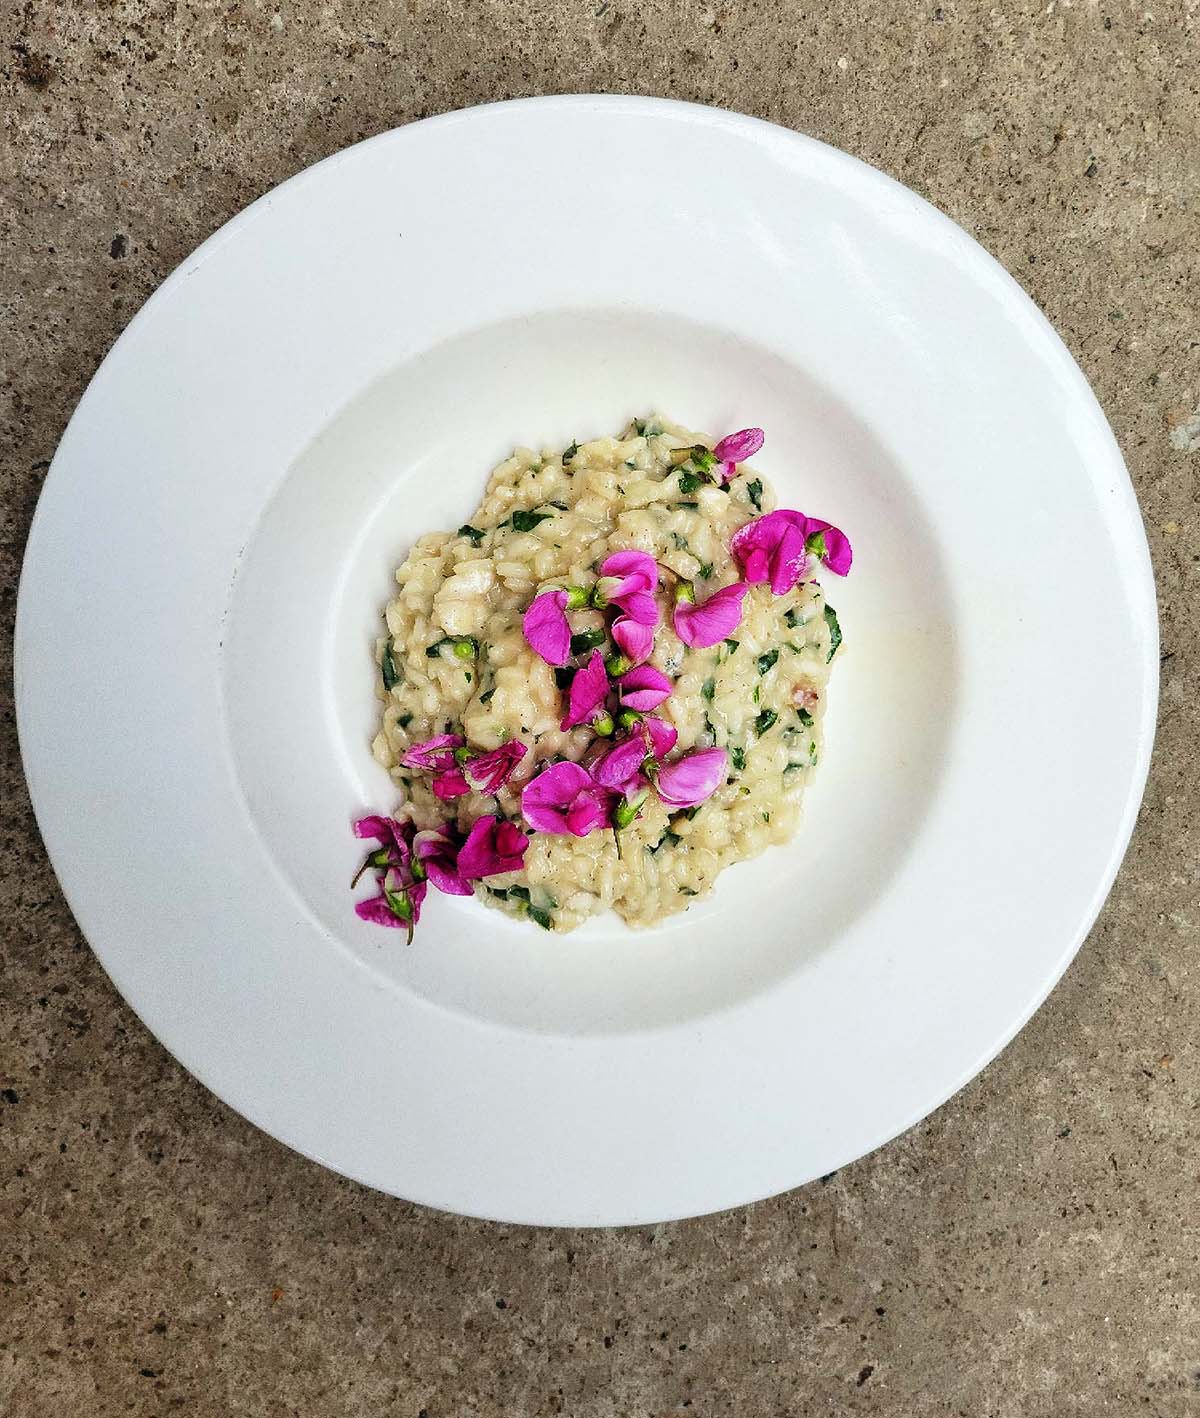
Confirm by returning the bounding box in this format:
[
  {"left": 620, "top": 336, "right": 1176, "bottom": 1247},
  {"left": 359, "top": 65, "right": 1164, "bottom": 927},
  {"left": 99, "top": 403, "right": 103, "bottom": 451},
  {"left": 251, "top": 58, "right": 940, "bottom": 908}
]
[
  {"left": 641, "top": 716, "right": 678, "bottom": 757},
  {"left": 612, "top": 616, "right": 655, "bottom": 665},
  {"left": 415, "top": 829, "right": 473, "bottom": 896},
  {"left": 655, "top": 748, "right": 729, "bottom": 808},
  {"left": 730, "top": 512, "right": 810, "bottom": 596},
  {"left": 560, "top": 650, "right": 610, "bottom": 730},
  {"left": 712, "top": 427, "right": 764, "bottom": 464},
  {"left": 716, "top": 459, "right": 737, "bottom": 485},
  {"left": 522, "top": 590, "right": 571, "bottom": 666},
  {"left": 672, "top": 582, "right": 749, "bottom": 648},
  {"left": 521, "top": 760, "right": 595, "bottom": 832},
  {"left": 564, "top": 788, "right": 613, "bottom": 837},
  {"left": 464, "top": 739, "right": 527, "bottom": 794},
  {"left": 355, "top": 894, "right": 409, "bottom": 929},
  {"left": 599, "top": 550, "right": 657, "bottom": 590},
  {"left": 432, "top": 769, "right": 470, "bottom": 799},
  {"left": 770, "top": 521, "right": 808, "bottom": 595},
  {"left": 618, "top": 588, "right": 660, "bottom": 626},
  {"left": 352, "top": 814, "right": 414, "bottom": 870},
  {"left": 457, "top": 814, "right": 529, "bottom": 879},
  {"left": 401, "top": 734, "right": 465, "bottom": 771},
  {"left": 803, "top": 519, "right": 853, "bottom": 576},
  {"left": 618, "top": 664, "right": 673, "bottom": 712},
  {"left": 594, "top": 736, "right": 649, "bottom": 793}
]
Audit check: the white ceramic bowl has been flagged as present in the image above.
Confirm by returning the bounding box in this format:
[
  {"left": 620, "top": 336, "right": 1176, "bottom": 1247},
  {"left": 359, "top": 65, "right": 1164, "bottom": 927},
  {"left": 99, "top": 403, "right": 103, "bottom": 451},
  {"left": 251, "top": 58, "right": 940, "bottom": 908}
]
[{"left": 16, "top": 97, "right": 1157, "bottom": 1225}]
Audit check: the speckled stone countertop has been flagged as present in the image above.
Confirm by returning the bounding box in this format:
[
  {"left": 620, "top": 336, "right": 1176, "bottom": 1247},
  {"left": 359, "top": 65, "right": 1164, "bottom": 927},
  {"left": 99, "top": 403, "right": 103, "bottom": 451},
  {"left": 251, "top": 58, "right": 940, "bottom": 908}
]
[{"left": 2, "top": 3, "right": 1197, "bottom": 1414}]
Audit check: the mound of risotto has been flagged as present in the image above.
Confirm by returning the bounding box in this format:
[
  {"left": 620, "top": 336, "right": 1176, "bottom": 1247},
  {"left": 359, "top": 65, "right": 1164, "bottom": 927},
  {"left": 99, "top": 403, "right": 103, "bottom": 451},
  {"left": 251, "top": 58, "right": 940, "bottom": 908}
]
[{"left": 352, "top": 416, "right": 852, "bottom": 938}]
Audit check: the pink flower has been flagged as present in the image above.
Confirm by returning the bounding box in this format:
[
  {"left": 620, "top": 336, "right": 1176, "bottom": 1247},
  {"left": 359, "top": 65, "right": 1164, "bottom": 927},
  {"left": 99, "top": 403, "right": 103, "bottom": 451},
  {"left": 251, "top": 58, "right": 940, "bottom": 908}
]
[
  {"left": 799, "top": 519, "right": 853, "bottom": 576},
  {"left": 712, "top": 427, "right": 764, "bottom": 483},
  {"left": 612, "top": 615, "right": 655, "bottom": 666},
  {"left": 456, "top": 815, "right": 529, "bottom": 879},
  {"left": 655, "top": 748, "right": 729, "bottom": 809},
  {"left": 414, "top": 828, "right": 473, "bottom": 897},
  {"left": 522, "top": 761, "right": 613, "bottom": 837},
  {"left": 618, "top": 664, "right": 673, "bottom": 712},
  {"left": 432, "top": 769, "right": 470, "bottom": 799},
  {"left": 463, "top": 739, "right": 527, "bottom": 793},
  {"left": 522, "top": 589, "right": 571, "bottom": 666},
  {"left": 593, "top": 736, "right": 650, "bottom": 795},
  {"left": 352, "top": 814, "right": 415, "bottom": 874},
  {"left": 356, "top": 866, "right": 428, "bottom": 943},
  {"left": 560, "top": 650, "right": 610, "bottom": 731},
  {"left": 672, "top": 581, "right": 749, "bottom": 648},
  {"left": 731, "top": 511, "right": 852, "bottom": 594},
  {"left": 400, "top": 734, "right": 464, "bottom": 772},
  {"left": 641, "top": 715, "right": 679, "bottom": 757},
  {"left": 596, "top": 550, "right": 659, "bottom": 625}
]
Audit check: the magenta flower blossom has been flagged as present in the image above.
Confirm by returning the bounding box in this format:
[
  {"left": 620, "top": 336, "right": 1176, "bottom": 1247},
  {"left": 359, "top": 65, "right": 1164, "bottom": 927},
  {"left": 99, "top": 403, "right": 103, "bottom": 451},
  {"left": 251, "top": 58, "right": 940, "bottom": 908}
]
[
  {"left": 401, "top": 733, "right": 465, "bottom": 772},
  {"left": 712, "top": 427, "right": 764, "bottom": 484},
  {"left": 561, "top": 650, "right": 611, "bottom": 731},
  {"left": 618, "top": 664, "right": 673, "bottom": 712},
  {"left": 457, "top": 815, "right": 529, "bottom": 879},
  {"left": 431, "top": 769, "right": 470, "bottom": 800},
  {"left": 522, "top": 761, "right": 612, "bottom": 836},
  {"left": 353, "top": 813, "right": 415, "bottom": 873},
  {"left": 356, "top": 865, "right": 428, "bottom": 942},
  {"left": 612, "top": 615, "right": 655, "bottom": 666},
  {"left": 596, "top": 550, "right": 659, "bottom": 625},
  {"left": 414, "top": 828, "right": 473, "bottom": 897},
  {"left": 522, "top": 589, "right": 572, "bottom": 667},
  {"left": 731, "top": 510, "right": 852, "bottom": 594},
  {"left": 672, "top": 581, "right": 749, "bottom": 648},
  {"left": 463, "top": 739, "right": 527, "bottom": 794},
  {"left": 593, "top": 735, "right": 650, "bottom": 795},
  {"left": 655, "top": 748, "right": 729, "bottom": 809},
  {"left": 641, "top": 715, "right": 678, "bottom": 758}
]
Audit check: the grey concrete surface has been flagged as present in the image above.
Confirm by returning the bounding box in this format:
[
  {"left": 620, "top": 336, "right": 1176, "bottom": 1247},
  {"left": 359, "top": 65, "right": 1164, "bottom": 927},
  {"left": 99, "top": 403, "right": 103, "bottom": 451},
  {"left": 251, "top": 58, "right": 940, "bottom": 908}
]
[{"left": 2, "top": 2, "right": 1198, "bottom": 1414}]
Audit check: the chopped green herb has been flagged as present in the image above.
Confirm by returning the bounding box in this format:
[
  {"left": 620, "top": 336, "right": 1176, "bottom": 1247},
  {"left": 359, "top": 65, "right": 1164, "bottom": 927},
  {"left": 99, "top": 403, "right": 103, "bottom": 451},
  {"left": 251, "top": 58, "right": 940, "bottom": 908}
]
[
  {"left": 809, "top": 742, "right": 819, "bottom": 765},
  {"left": 507, "top": 885, "right": 532, "bottom": 903},
  {"left": 678, "top": 470, "right": 701, "bottom": 494},
  {"left": 753, "top": 684, "right": 760, "bottom": 704},
  {"left": 550, "top": 499, "right": 569, "bottom": 510},
  {"left": 562, "top": 440, "right": 579, "bottom": 464},
  {"left": 679, "top": 886, "right": 699, "bottom": 896},
  {"left": 649, "top": 828, "right": 682, "bottom": 854},
  {"left": 633, "top": 419, "right": 647, "bottom": 435},
  {"left": 761, "top": 811, "right": 770, "bottom": 824},
  {"left": 757, "top": 649, "right": 779, "bottom": 675},
  {"left": 747, "top": 478, "right": 763, "bottom": 510},
  {"left": 698, "top": 562, "right": 713, "bottom": 579},
  {"left": 489, "top": 886, "right": 509, "bottom": 899},
  {"left": 381, "top": 638, "right": 400, "bottom": 690},
  {"left": 624, "top": 459, "right": 637, "bottom": 469},
  {"left": 511, "top": 509, "right": 553, "bottom": 532},
  {"left": 824, "top": 604, "right": 842, "bottom": 661},
  {"left": 457, "top": 524, "right": 485, "bottom": 546},
  {"left": 783, "top": 763, "right": 805, "bottom": 779},
  {"left": 675, "top": 500, "right": 699, "bottom": 510},
  {"left": 755, "top": 708, "right": 779, "bottom": 735},
  {"left": 701, "top": 676, "right": 716, "bottom": 702},
  {"left": 787, "top": 642, "right": 805, "bottom": 654},
  {"left": 784, "top": 607, "right": 805, "bottom": 628},
  {"left": 554, "top": 666, "right": 577, "bottom": 690},
  {"left": 685, "top": 805, "right": 703, "bottom": 821},
  {"left": 730, "top": 747, "right": 746, "bottom": 772},
  {"left": 425, "top": 636, "right": 453, "bottom": 657},
  {"left": 796, "top": 706, "right": 814, "bottom": 727},
  {"left": 527, "top": 905, "right": 553, "bottom": 930},
  {"left": 671, "top": 531, "right": 690, "bottom": 550},
  {"left": 398, "top": 713, "right": 413, "bottom": 729},
  {"left": 479, "top": 688, "right": 495, "bottom": 704},
  {"left": 464, "top": 671, "right": 472, "bottom": 682},
  {"left": 723, "top": 638, "right": 740, "bottom": 654},
  {"left": 570, "top": 627, "right": 607, "bottom": 655}
]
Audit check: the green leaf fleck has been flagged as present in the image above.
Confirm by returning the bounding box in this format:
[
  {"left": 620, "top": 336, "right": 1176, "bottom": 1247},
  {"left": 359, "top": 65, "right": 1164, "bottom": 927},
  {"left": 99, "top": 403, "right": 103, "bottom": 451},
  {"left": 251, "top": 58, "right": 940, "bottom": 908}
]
[
  {"left": 381, "top": 638, "right": 400, "bottom": 690},
  {"left": 511, "top": 509, "right": 553, "bottom": 533},
  {"left": 730, "top": 746, "right": 746, "bottom": 772},
  {"left": 755, "top": 708, "right": 779, "bottom": 735},
  {"left": 824, "top": 604, "right": 842, "bottom": 661},
  {"left": 757, "top": 649, "right": 779, "bottom": 675},
  {"left": 747, "top": 478, "right": 763, "bottom": 510},
  {"left": 457, "top": 524, "right": 485, "bottom": 546}
]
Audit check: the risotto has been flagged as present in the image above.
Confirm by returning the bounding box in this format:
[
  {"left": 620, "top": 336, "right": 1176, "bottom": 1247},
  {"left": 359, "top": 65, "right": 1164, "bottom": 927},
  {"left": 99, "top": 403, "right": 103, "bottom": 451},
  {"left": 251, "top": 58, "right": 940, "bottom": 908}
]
[{"left": 353, "top": 415, "right": 852, "bottom": 937}]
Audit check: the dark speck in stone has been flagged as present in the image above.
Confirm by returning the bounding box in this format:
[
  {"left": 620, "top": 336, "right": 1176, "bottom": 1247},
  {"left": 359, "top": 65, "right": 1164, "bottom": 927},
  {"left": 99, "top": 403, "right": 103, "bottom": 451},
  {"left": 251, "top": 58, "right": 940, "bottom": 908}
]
[
  {"left": 495, "top": 1298, "right": 507, "bottom": 1309},
  {"left": 110, "top": 233, "right": 128, "bottom": 258},
  {"left": 875, "top": 1306, "right": 886, "bottom": 1316},
  {"left": 2, "top": 1088, "right": 18, "bottom": 1104},
  {"left": 1085, "top": 160, "right": 1098, "bottom": 177},
  {"left": 857, "top": 1364, "right": 875, "bottom": 1386},
  {"left": 140, "top": 1368, "right": 158, "bottom": 1378},
  {"left": 820, "top": 1170, "right": 838, "bottom": 1183}
]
